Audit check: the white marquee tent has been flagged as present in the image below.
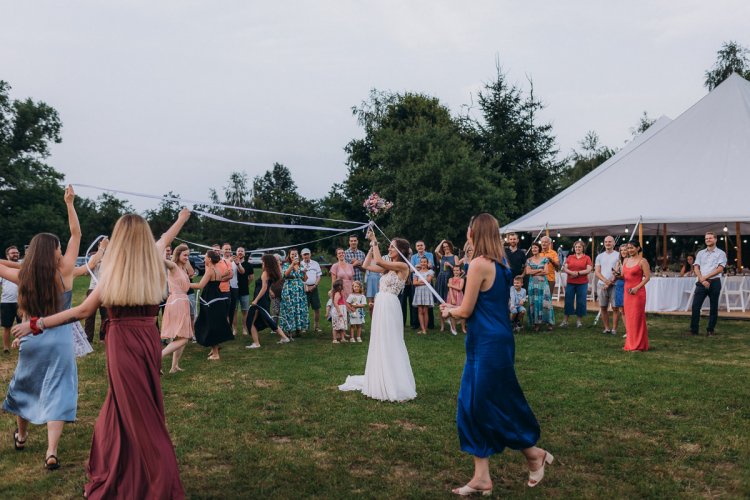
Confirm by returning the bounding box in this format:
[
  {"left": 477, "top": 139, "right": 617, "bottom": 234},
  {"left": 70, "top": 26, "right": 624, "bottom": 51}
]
[{"left": 501, "top": 74, "right": 750, "bottom": 237}]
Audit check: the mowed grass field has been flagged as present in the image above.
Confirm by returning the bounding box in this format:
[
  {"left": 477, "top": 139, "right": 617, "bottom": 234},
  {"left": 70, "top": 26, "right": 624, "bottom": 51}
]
[{"left": 0, "top": 275, "right": 749, "bottom": 499}]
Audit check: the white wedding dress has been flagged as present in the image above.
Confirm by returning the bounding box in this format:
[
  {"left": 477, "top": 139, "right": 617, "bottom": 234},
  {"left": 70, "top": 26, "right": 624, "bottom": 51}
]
[{"left": 339, "top": 271, "right": 417, "bottom": 402}]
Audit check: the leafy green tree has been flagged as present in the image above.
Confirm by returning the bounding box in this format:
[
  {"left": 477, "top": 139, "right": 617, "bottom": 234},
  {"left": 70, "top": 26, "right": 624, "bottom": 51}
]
[
  {"left": 704, "top": 40, "right": 750, "bottom": 90},
  {"left": 630, "top": 111, "right": 656, "bottom": 137},
  {"left": 0, "top": 80, "right": 67, "bottom": 251},
  {"left": 341, "top": 90, "right": 511, "bottom": 244},
  {"left": 467, "top": 67, "right": 566, "bottom": 220},
  {"left": 560, "top": 131, "right": 614, "bottom": 190}
]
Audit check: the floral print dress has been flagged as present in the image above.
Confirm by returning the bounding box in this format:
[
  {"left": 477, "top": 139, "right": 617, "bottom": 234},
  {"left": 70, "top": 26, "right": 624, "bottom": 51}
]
[
  {"left": 280, "top": 263, "right": 310, "bottom": 332},
  {"left": 527, "top": 257, "right": 554, "bottom": 326}
]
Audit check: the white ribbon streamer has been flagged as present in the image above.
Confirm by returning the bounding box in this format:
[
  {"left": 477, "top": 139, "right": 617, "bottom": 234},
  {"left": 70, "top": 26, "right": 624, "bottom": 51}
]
[
  {"left": 194, "top": 210, "right": 369, "bottom": 233},
  {"left": 83, "top": 235, "right": 108, "bottom": 285},
  {"left": 72, "top": 183, "right": 366, "bottom": 225},
  {"left": 371, "top": 222, "right": 458, "bottom": 335}
]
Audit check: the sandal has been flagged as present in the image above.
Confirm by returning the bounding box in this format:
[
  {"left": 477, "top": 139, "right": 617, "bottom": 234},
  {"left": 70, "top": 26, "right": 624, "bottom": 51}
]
[
  {"left": 528, "top": 451, "right": 554, "bottom": 487},
  {"left": 13, "top": 428, "right": 27, "bottom": 451},
  {"left": 45, "top": 454, "right": 60, "bottom": 470}
]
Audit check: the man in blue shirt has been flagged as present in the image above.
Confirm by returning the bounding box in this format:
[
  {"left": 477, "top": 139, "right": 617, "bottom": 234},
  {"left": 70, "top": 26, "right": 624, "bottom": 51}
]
[{"left": 407, "top": 241, "right": 434, "bottom": 329}]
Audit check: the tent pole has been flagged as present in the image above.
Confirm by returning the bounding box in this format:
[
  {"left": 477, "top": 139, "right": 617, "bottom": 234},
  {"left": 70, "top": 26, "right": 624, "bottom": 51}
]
[
  {"left": 662, "top": 224, "right": 668, "bottom": 269},
  {"left": 639, "top": 224, "right": 643, "bottom": 248},
  {"left": 591, "top": 236, "right": 595, "bottom": 261},
  {"left": 737, "top": 222, "right": 743, "bottom": 270}
]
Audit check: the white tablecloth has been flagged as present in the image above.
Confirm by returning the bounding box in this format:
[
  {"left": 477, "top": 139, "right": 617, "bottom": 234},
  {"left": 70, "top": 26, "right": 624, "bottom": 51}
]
[{"left": 644, "top": 276, "right": 750, "bottom": 312}]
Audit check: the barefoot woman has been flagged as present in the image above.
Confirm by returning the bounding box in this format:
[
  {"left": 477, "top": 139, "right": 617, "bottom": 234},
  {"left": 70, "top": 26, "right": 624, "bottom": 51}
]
[
  {"left": 441, "top": 214, "right": 553, "bottom": 496},
  {"left": 14, "top": 209, "right": 191, "bottom": 498}
]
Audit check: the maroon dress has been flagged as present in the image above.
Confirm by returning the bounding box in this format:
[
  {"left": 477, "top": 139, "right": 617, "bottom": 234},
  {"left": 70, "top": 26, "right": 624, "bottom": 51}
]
[{"left": 85, "top": 306, "right": 185, "bottom": 499}]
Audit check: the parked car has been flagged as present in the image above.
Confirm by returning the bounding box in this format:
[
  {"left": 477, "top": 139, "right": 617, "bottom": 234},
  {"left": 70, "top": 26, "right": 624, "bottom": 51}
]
[
  {"left": 76, "top": 256, "right": 87, "bottom": 267},
  {"left": 188, "top": 252, "right": 206, "bottom": 276},
  {"left": 247, "top": 249, "right": 286, "bottom": 266}
]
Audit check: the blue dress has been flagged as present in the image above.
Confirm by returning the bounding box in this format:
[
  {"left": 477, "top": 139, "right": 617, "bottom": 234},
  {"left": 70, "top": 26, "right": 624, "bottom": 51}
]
[
  {"left": 457, "top": 262, "right": 540, "bottom": 457},
  {"left": 3, "top": 290, "right": 78, "bottom": 424},
  {"left": 436, "top": 255, "right": 454, "bottom": 301}
]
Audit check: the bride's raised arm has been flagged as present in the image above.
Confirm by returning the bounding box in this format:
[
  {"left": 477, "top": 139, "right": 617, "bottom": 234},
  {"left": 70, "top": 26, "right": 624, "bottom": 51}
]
[
  {"left": 362, "top": 247, "right": 386, "bottom": 274},
  {"left": 372, "top": 241, "right": 408, "bottom": 275}
]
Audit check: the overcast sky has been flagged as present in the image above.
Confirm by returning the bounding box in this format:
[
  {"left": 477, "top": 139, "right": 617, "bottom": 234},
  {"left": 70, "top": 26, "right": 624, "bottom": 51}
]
[{"left": 2, "top": 1, "right": 748, "bottom": 210}]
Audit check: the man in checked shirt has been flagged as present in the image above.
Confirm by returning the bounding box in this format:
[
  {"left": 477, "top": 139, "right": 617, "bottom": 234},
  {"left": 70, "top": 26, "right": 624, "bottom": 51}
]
[{"left": 344, "top": 235, "right": 366, "bottom": 283}]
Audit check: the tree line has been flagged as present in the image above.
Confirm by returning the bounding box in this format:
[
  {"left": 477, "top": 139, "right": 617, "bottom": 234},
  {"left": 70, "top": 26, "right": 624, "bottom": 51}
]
[{"left": 2, "top": 42, "right": 748, "bottom": 256}]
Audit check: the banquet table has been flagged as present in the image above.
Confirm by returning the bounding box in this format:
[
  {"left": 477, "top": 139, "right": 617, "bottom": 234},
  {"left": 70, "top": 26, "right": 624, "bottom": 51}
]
[{"left": 644, "top": 276, "right": 750, "bottom": 312}]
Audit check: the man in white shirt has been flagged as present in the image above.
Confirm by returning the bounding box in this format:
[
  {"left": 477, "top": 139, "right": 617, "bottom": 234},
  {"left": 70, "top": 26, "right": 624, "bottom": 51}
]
[
  {"left": 690, "top": 232, "right": 727, "bottom": 336},
  {"left": 222, "top": 243, "right": 240, "bottom": 334},
  {"left": 595, "top": 236, "right": 620, "bottom": 335},
  {"left": 1, "top": 246, "right": 20, "bottom": 353},
  {"left": 300, "top": 248, "right": 323, "bottom": 332}
]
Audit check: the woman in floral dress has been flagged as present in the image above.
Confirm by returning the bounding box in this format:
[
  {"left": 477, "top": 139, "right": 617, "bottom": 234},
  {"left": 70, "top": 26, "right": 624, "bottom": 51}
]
[
  {"left": 279, "top": 249, "right": 309, "bottom": 335},
  {"left": 525, "top": 242, "right": 554, "bottom": 331}
]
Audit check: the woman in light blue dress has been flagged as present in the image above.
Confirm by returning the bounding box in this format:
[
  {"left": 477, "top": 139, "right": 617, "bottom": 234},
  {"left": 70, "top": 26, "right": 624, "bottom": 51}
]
[{"left": 0, "top": 186, "right": 81, "bottom": 470}]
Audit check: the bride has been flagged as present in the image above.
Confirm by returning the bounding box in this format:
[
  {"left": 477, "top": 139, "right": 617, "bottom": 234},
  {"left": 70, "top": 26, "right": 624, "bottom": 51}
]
[{"left": 338, "top": 232, "right": 416, "bottom": 402}]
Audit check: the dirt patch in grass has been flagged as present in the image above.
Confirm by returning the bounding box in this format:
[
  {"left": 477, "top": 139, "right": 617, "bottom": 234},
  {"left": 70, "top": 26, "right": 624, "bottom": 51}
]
[
  {"left": 253, "top": 379, "right": 280, "bottom": 388},
  {"left": 369, "top": 422, "right": 389, "bottom": 430},
  {"left": 396, "top": 420, "right": 426, "bottom": 432}
]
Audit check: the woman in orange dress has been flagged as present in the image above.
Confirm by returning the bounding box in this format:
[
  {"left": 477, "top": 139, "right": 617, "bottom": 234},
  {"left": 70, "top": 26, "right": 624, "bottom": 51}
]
[
  {"left": 623, "top": 241, "right": 650, "bottom": 352},
  {"left": 161, "top": 244, "right": 194, "bottom": 373}
]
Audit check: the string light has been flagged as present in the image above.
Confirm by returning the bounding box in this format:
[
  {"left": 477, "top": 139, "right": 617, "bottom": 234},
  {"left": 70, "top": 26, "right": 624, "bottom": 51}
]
[
  {"left": 588, "top": 237, "right": 593, "bottom": 242},
  {"left": 556, "top": 232, "right": 561, "bottom": 238},
  {"left": 723, "top": 225, "right": 728, "bottom": 232},
  {"left": 625, "top": 227, "right": 629, "bottom": 233}
]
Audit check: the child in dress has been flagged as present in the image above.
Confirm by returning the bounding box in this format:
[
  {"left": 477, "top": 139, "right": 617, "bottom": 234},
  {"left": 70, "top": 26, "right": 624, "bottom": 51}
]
[
  {"left": 330, "top": 280, "right": 348, "bottom": 344},
  {"left": 346, "top": 281, "right": 367, "bottom": 343},
  {"left": 325, "top": 289, "right": 333, "bottom": 323},
  {"left": 412, "top": 256, "right": 435, "bottom": 335},
  {"left": 509, "top": 275, "right": 527, "bottom": 332},
  {"left": 447, "top": 265, "right": 466, "bottom": 333}
]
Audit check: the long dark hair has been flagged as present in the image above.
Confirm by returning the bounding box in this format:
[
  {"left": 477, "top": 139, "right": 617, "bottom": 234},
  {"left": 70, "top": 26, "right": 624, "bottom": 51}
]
[
  {"left": 391, "top": 238, "right": 411, "bottom": 263},
  {"left": 18, "top": 233, "right": 62, "bottom": 317},
  {"left": 262, "top": 254, "right": 281, "bottom": 283}
]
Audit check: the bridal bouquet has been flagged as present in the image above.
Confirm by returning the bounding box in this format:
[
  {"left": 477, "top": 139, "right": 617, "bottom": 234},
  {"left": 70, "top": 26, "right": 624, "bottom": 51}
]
[{"left": 363, "top": 193, "right": 393, "bottom": 219}]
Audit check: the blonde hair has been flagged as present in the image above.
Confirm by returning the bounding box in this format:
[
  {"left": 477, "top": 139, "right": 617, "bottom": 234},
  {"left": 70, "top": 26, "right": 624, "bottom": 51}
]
[
  {"left": 99, "top": 214, "right": 167, "bottom": 306},
  {"left": 469, "top": 213, "right": 507, "bottom": 266}
]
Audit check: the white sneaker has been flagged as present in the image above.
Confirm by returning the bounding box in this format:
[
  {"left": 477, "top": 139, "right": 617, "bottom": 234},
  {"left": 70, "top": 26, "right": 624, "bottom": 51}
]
[
  {"left": 576, "top": 321, "right": 582, "bottom": 328},
  {"left": 277, "top": 338, "right": 291, "bottom": 344},
  {"left": 245, "top": 343, "right": 261, "bottom": 349},
  {"left": 610, "top": 329, "right": 617, "bottom": 336},
  {"left": 350, "top": 338, "right": 357, "bottom": 343}
]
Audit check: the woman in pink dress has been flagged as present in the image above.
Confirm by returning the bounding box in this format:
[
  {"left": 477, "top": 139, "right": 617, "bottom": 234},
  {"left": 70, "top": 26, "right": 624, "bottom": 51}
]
[
  {"left": 623, "top": 241, "right": 650, "bottom": 352},
  {"left": 330, "top": 247, "right": 355, "bottom": 301},
  {"left": 14, "top": 209, "right": 191, "bottom": 499},
  {"left": 161, "top": 244, "right": 194, "bottom": 373}
]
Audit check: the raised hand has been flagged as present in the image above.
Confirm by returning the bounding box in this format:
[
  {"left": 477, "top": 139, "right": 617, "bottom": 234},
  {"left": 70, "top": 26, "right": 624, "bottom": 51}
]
[
  {"left": 178, "top": 207, "right": 191, "bottom": 221},
  {"left": 64, "top": 184, "right": 75, "bottom": 204}
]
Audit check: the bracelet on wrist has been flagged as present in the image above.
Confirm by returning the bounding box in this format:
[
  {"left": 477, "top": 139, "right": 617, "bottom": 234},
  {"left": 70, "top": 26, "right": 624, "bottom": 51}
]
[{"left": 30, "top": 317, "right": 44, "bottom": 335}]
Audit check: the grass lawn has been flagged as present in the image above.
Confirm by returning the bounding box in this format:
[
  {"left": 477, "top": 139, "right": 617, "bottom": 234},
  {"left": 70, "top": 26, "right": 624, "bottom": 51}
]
[{"left": 1, "top": 275, "right": 749, "bottom": 499}]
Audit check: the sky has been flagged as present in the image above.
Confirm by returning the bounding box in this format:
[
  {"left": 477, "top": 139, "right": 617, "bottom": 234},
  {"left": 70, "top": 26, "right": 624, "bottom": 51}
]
[{"left": 2, "top": 1, "right": 748, "bottom": 211}]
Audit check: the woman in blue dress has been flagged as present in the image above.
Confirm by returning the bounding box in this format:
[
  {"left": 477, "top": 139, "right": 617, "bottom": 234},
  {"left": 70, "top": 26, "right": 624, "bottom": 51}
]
[
  {"left": 441, "top": 214, "right": 554, "bottom": 496},
  {"left": 0, "top": 185, "right": 80, "bottom": 470},
  {"left": 435, "top": 240, "right": 459, "bottom": 332}
]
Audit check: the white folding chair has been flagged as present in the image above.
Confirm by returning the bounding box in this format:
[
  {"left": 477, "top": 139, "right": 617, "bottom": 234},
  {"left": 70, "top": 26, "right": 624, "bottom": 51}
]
[{"left": 722, "top": 277, "right": 747, "bottom": 312}]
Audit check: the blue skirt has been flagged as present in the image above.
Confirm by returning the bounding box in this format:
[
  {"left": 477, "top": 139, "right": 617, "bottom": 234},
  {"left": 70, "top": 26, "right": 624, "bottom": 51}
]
[
  {"left": 614, "top": 280, "right": 625, "bottom": 308},
  {"left": 366, "top": 273, "right": 381, "bottom": 298},
  {"left": 3, "top": 324, "right": 78, "bottom": 424}
]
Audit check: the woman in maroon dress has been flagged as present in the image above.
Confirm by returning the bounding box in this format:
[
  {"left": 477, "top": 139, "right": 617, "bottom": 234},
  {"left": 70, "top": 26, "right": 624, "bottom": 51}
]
[
  {"left": 623, "top": 241, "right": 650, "bottom": 352},
  {"left": 14, "top": 209, "right": 191, "bottom": 499}
]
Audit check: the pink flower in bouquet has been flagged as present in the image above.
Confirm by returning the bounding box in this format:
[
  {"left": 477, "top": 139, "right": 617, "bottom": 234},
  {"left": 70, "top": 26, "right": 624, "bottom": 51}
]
[{"left": 363, "top": 193, "right": 393, "bottom": 218}]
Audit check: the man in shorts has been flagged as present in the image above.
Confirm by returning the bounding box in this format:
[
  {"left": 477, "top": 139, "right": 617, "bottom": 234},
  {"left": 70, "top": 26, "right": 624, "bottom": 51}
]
[
  {"left": 595, "top": 236, "right": 620, "bottom": 335},
  {"left": 234, "top": 247, "right": 254, "bottom": 335},
  {"left": 1, "top": 246, "right": 21, "bottom": 353},
  {"left": 301, "top": 248, "right": 322, "bottom": 332}
]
